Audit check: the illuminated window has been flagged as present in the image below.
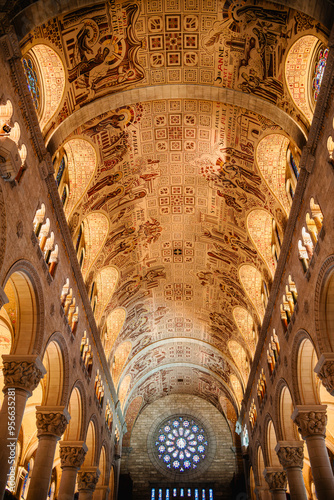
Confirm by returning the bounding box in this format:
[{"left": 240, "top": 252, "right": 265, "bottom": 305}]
[
  {"left": 202, "top": 489, "right": 206, "bottom": 500},
  {"left": 158, "top": 489, "right": 162, "bottom": 500},
  {"left": 173, "top": 489, "right": 177, "bottom": 497},
  {"left": 154, "top": 416, "right": 208, "bottom": 473},
  {"left": 56, "top": 156, "right": 66, "bottom": 186},
  {"left": 180, "top": 489, "right": 184, "bottom": 497},
  {"left": 195, "top": 490, "right": 199, "bottom": 500},
  {"left": 188, "top": 489, "right": 191, "bottom": 497},
  {"left": 166, "top": 489, "right": 170, "bottom": 500},
  {"left": 313, "top": 47, "right": 329, "bottom": 101},
  {"left": 22, "top": 58, "right": 40, "bottom": 110},
  {"left": 151, "top": 488, "right": 155, "bottom": 500}
]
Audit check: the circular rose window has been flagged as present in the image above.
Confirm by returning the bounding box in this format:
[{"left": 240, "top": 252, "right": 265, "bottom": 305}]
[{"left": 154, "top": 415, "right": 208, "bottom": 473}]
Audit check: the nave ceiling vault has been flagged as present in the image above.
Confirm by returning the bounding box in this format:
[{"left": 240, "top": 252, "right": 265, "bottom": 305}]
[{"left": 8, "top": 0, "right": 330, "bottom": 432}]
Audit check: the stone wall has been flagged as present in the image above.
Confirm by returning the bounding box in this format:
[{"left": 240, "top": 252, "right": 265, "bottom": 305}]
[{"left": 121, "top": 394, "right": 240, "bottom": 500}]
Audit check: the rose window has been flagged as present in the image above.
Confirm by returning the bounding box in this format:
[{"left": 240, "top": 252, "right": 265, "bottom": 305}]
[{"left": 154, "top": 416, "right": 208, "bottom": 473}]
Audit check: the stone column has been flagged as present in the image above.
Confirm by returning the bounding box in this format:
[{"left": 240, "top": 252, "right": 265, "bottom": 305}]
[
  {"left": 275, "top": 441, "right": 307, "bottom": 500},
  {"left": 58, "top": 441, "right": 87, "bottom": 500},
  {"left": 263, "top": 468, "right": 287, "bottom": 500},
  {"left": 93, "top": 485, "right": 110, "bottom": 500},
  {"left": 78, "top": 467, "right": 100, "bottom": 500},
  {"left": 254, "top": 486, "right": 271, "bottom": 500},
  {"left": 26, "top": 406, "right": 70, "bottom": 500},
  {"left": 0, "top": 355, "right": 45, "bottom": 499},
  {"left": 315, "top": 353, "right": 334, "bottom": 396},
  {"left": 292, "top": 405, "right": 334, "bottom": 500}
]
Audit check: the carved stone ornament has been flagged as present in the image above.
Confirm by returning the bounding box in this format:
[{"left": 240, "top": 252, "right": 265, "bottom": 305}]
[
  {"left": 318, "top": 360, "right": 334, "bottom": 395},
  {"left": 36, "top": 411, "right": 69, "bottom": 438},
  {"left": 294, "top": 410, "right": 327, "bottom": 439},
  {"left": 3, "top": 360, "right": 44, "bottom": 393},
  {"left": 60, "top": 446, "right": 87, "bottom": 469},
  {"left": 264, "top": 470, "right": 287, "bottom": 490},
  {"left": 276, "top": 445, "right": 304, "bottom": 469},
  {"left": 315, "top": 354, "right": 334, "bottom": 397},
  {"left": 77, "top": 470, "right": 100, "bottom": 491}
]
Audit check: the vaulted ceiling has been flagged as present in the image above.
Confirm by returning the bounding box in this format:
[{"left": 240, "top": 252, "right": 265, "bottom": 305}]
[{"left": 10, "top": 0, "right": 330, "bottom": 436}]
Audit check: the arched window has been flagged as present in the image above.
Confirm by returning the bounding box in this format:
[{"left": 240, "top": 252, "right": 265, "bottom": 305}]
[
  {"left": 312, "top": 45, "right": 329, "bottom": 102},
  {"left": 33, "top": 204, "right": 45, "bottom": 236},
  {"left": 61, "top": 184, "right": 69, "bottom": 207}
]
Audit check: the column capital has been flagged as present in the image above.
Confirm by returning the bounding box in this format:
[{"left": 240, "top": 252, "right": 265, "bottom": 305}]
[
  {"left": 59, "top": 441, "right": 88, "bottom": 469},
  {"left": 264, "top": 468, "right": 287, "bottom": 491},
  {"left": 77, "top": 467, "right": 100, "bottom": 492},
  {"left": 36, "top": 406, "right": 70, "bottom": 438},
  {"left": 275, "top": 441, "right": 304, "bottom": 469},
  {"left": 2, "top": 355, "right": 46, "bottom": 395},
  {"left": 291, "top": 405, "right": 327, "bottom": 439},
  {"left": 315, "top": 353, "right": 334, "bottom": 396}
]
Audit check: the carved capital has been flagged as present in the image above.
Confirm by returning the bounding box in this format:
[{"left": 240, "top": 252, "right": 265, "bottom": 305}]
[
  {"left": 59, "top": 441, "right": 88, "bottom": 469},
  {"left": 315, "top": 353, "right": 334, "bottom": 396},
  {"left": 264, "top": 468, "right": 287, "bottom": 490},
  {"left": 36, "top": 406, "right": 70, "bottom": 438},
  {"left": 275, "top": 441, "right": 304, "bottom": 469},
  {"left": 77, "top": 468, "right": 100, "bottom": 492},
  {"left": 2, "top": 355, "right": 46, "bottom": 394},
  {"left": 292, "top": 405, "right": 327, "bottom": 439}
]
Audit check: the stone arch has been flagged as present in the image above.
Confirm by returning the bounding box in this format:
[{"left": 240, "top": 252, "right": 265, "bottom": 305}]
[
  {"left": 265, "top": 417, "right": 280, "bottom": 467},
  {"left": 40, "top": 337, "right": 66, "bottom": 406},
  {"left": 315, "top": 255, "right": 334, "bottom": 353},
  {"left": 63, "top": 384, "right": 84, "bottom": 441},
  {"left": 96, "top": 444, "right": 107, "bottom": 487},
  {"left": 256, "top": 444, "right": 267, "bottom": 488},
  {"left": 22, "top": 43, "right": 66, "bottom": 131},
  {"left": 83, "top": 418, "right": 98, "bottom": 466},
  {"left": 295, "top": 335, "right": 320, "bottom": 405},
  {"left": 2, "top": 261, "right": 44, "bottom": 356},
  {"left": 249, "top": 466, "right": 256, "bottom": 500},
  {"left": 108, "top": 464, "right": 115, "bottom": 500},
  {"left": 276, "top": 380, "right": 299, "bottom": 441}
]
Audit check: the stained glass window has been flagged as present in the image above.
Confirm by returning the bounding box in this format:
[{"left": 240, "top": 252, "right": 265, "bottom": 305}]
[
  {"left": 151, "top": 488, "right": 155, "bottom": 500},
  {"left": 166, "top": 489, "right": 170, "bottom": 500},
  {"left": 158, "top": 489, "right": 162, "bottom": 500},
  {"left": 154, "top": 416, "right": 208, "bottom": 473},
  {"left": 209, "top": 489, "right": 214, "bottom": 500},
  {"left": 180, "top": 489, "right": 184, "bottom": 497},
  {"left": 313, "top": 47, "right": 328, "bottom": 101},
  {"left": 195, "top": 489, "right": 199, "bottom": 500},
  {"left": 173, "top": 489, "right": 177, "bottom": 497},
  {"left": 61, "top": 185, "right": 68, "bottom": 206},
  {"left": 22, "top": 58, "right": 40, "bottom": 110},
  {"left": 188, "top": 489, "right": 191, "bottom": 497},
  {"left": 56, "top": 156, "right": 66, "bottom": 186}
]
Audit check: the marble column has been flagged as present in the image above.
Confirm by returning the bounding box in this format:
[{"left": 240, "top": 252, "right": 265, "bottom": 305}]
[
  {"left": 292, "top": 405, "right": 334, "bottom": 500},
  {"left": 263, "top": 468, "right": 287, "bottom": 500},
  {"left": 26, "top": 406, "right": 70, "bottom": 500},
  {"left": 58, "top": 441, "right": 87, "bottom": 500},
  {"left": 78, "top": 467, "right": 100, "bottom": 500},
  {"left": 275, "top": 441, "right": 307, "bottom": 500},
  {"left": 315, "top": 353, "right": 334, "bottom": 397},
  {"left": 0, "top": 355, "right": 45, "bottom": 499}
]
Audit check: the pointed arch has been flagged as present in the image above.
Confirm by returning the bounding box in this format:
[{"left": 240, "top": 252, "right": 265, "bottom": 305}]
[
  {"left": 81, "top": 212, "right": 109, "bottom": 279},
  {"left": 247, "top": 210, "right": 276, "bottom": 278},
  {"left": 123, "top": 396, "right": 143, "bottom": 447},
  {"left": 230, "top": 374, "right": 243, "bottom": 409},
  {"left": 239, "top": 265, "right": 265, "bottom": 321},
  {"left": 266, "top": 419, "right": 280, "bottom": 467},
  {"left": 256, "top": 134, "right": 290, "bottom": 214},
  {"left": 112, "top": 341, "right": 132, "bottom": 387}
]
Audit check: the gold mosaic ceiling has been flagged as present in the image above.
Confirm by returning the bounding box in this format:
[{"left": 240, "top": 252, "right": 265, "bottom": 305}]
[{"left": 16, "top": 0, "right": 329, "bottom": 430}]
